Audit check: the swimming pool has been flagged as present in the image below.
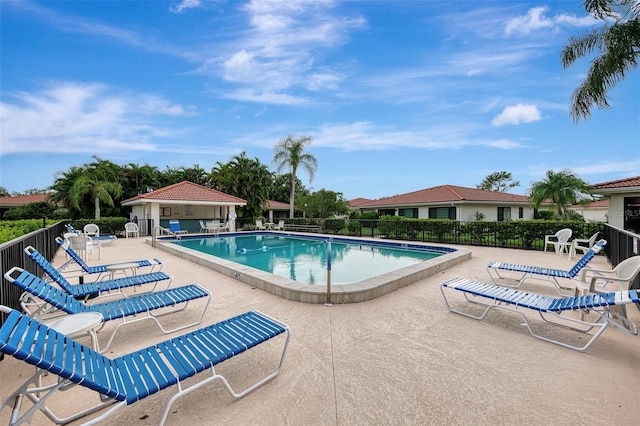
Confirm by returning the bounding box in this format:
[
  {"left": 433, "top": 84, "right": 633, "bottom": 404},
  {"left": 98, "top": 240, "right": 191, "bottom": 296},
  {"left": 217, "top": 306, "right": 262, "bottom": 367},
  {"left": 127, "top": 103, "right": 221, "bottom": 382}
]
[
  {"left": 156, "top": 232, "right": 471, "bottom": 304},
  {"left": 174, "top": 234, "right": 445, "bottom": 285}
]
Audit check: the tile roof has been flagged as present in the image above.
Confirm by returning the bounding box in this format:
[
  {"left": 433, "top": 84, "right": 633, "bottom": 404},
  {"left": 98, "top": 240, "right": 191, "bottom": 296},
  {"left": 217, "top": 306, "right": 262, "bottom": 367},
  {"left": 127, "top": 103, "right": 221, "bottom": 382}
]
[
  {"left": 121, "top": 181, "right": 246, "bottom": 204},
  {"left": 0, "top": 193, "right": 54, "bottom": 206},
  {"left": 360, "top": 185, "right": 531, "bottom": 207},
  {"left": 591, "top": 176, "right": 640, "bottom": 190},
  {"left": 267, "top": 200, "right": 290, "bottom": 209},
  {"left": 569, "top": 199, "right": 609, "bottom": 209},
  {"left": 348, "top": 198, "right": 374, "bottom": 208}
]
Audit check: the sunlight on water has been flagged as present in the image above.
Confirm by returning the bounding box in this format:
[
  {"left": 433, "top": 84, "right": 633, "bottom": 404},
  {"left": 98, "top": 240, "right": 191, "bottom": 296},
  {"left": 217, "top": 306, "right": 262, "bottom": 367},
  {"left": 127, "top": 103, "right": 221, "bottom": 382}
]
[{"left": 175, "top": 234, "right": 443, "bottom": 285}]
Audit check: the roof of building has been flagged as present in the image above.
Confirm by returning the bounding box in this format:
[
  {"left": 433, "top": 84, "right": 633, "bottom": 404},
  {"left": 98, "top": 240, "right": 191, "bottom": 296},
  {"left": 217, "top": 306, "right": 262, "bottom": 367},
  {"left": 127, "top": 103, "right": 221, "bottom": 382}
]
[
  {"left": 359, "top": 185, "right": 531, "bottom": 207},
  {"left": 591, "top": 176, "right": 640, "bottom": 190},
  {"left": 267, "top": 200, "right": 290, "bottom": 209},
  {"left": 569, "top": 199, "right": 609, "bottom": 209},
  {"left": 121, "top": 181, "right": 246, "bottom": 205},
  {"left": 0, "top": 193, "right": 54, "bottom": 207},
  {"left": 348, "top": 198, "right": 375, "bottom": 208}
]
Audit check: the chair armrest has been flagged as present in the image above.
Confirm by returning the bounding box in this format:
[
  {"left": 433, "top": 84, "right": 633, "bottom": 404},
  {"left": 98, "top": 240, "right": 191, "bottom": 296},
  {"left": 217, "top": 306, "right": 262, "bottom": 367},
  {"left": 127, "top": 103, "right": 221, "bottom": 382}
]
[{"left": 579, "top": 267, "right": 612, "bottom": 281}]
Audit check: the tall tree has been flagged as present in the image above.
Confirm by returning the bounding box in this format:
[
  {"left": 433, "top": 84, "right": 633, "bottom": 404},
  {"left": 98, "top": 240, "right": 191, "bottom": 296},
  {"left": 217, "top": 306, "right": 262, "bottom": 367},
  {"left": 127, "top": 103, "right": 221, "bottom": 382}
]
[
  {"left": 69, "top": 159, "right": 123, "bottom": 220},
  {"left": 477, "top": 171, "right": 520, "bottom": 192},
  {"left": 298, "top": 189, "right": 349, "bottom": 219},
  {"left": 124, "top": 163, "right": 160, "bottom": 197},
  {"left": 50, "top": 166, "right": 87, "bottom": 218},
  {"left": 528, "top": 170, "right": 592, "bottom": 219},
  {"left": 211, "top": 152, "right": 272, "bottom": 218},
  {"left": 272, "top": 135, "right": 318, "bottom": 218},
  {"left": 270, "top": 173, "right": 310, "bottom": 204},
  {"left": 561, "top": 0, "right": 639, "bottom": 122}
]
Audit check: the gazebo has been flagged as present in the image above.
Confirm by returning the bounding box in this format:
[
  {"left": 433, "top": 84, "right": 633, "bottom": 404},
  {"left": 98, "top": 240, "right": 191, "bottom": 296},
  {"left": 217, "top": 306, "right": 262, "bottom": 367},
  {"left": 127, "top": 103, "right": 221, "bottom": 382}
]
[{"left": 121, "top": 181, "right": 246, "bottom": 233}]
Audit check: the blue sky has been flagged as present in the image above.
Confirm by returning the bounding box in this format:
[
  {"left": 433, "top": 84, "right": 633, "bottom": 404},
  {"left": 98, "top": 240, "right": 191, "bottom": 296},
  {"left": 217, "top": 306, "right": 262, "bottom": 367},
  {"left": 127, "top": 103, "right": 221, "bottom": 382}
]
[{"left": 1, "top": 0, "right": 638, "bottom": 200}]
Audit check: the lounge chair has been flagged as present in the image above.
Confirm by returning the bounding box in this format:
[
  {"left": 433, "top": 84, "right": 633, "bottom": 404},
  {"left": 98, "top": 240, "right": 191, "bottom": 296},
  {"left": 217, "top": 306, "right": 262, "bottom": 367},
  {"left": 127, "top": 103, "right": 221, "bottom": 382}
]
[
  {"left": 4, "top": 267, "right": 211, "bottom": 352},
  {"left": 274, "top": 219, "right": 285, "bottom": 230},
  {"left": 25, "top": 247, "right": 173, "bottom": 300},
  {"left": 169, "top": 220, "right": 188, "bottom": 235},
  {"left": 440, "top": 277, "right": 638, "bottom": 351},
  {"left": 54, "top": 237, "right": 162, "bottom": 279},
  {"left": 256, "top": 219, "right": 266, "bottom": 230},
  {"left": 0, "top": 305, "right": 290, "bottom": 426},
  {"left": 486, "top": 239, "right": 607, "bottom": 294}
]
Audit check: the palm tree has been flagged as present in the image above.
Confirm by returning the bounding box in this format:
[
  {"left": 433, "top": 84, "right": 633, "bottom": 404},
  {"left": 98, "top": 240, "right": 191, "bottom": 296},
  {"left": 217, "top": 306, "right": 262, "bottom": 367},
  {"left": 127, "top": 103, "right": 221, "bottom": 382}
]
[
  {"left": 529, "top": 170, "right": 592, "bottom": 219},
  {"left": 272, "top": 135, "right": 318, "bottom": 218},
  {"left": 211, "top": 152, "right": 272, "bottom": 218},
  {"left": 561, "top": 0, "right": 639, "bottom": 122},
  {"left": 69, "top": 166, "right": 122, "bottom": 220}
]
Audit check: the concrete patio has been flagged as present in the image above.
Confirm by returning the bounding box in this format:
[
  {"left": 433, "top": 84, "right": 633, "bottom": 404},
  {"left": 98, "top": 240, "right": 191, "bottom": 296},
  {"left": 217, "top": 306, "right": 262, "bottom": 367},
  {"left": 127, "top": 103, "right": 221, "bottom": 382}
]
[{"left": 1, "top": 235, "right": 638, "bottom": 425}]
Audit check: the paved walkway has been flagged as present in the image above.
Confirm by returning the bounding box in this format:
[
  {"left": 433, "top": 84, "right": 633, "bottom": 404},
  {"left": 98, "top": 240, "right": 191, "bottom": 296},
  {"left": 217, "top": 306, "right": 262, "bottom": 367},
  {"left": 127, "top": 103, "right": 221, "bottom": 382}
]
[{"left": 1, "top": 236, "right": 638, "bottom": 425}]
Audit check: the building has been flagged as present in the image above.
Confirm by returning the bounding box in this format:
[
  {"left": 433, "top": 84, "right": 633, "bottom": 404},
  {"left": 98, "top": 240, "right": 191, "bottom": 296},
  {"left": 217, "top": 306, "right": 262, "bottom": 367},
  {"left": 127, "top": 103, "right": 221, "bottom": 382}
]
[
  {"left": 121, "top": 181, "right": 246, "bottom": 232},
  {"left": 591, "top": 176, "right": 640, "bottom": 232},
  {"left": 356, "top": 185, "right": 548, "bottom": 221}
]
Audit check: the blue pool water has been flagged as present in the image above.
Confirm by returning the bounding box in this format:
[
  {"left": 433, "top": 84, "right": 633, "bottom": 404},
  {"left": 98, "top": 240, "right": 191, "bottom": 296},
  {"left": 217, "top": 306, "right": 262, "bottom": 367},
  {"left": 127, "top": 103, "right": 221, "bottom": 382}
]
[{"left": 173, "top": 234, "right": 450, "bottom": 286}]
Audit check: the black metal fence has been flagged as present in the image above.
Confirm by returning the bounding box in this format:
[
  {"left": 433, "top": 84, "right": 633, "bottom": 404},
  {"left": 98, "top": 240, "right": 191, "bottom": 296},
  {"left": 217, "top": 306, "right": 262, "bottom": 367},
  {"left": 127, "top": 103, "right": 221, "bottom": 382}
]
[
  {"left": 0, "top": 221, "right": 66, "bottom": 324},
  {"left": 604, "top": 224, "right": 640, "bottom": 291},
  {"left": 346, "top": 219, "right": 605, "bottom": 250}
]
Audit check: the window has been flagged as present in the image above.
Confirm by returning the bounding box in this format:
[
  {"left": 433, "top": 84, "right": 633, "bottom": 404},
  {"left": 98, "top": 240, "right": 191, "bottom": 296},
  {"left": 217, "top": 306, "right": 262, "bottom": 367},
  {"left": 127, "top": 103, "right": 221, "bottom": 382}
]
[
  {"left": 518, "top": 207, "right": 524, "bottom": 219},
  {"left": 624, "top": 197, "right": 640, "bottom": 233},
  {"left": 497, "top": 207, "right": 511, "bottom": 222},
  {"left": 429, "top": 207, "right": 456, "bottom": 219},
  {"left": 378, "top": 209, "right": 396, "bottom": 216},
  {"left": 161, "top": 207, "right": 171, "bottom": 217},
  {"left": 398, "top": 208, "right": 418, "bottom": 218}
]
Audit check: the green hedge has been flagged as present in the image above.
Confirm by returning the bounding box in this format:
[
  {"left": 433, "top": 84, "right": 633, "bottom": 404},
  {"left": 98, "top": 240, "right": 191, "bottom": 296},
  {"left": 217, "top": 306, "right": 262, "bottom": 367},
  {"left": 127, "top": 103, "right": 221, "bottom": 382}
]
[
  {"left": 66, "top": 217, "right": 130, "bottom": 236},
  {"left": 0, "top": 219, "right": 56, "bottom": 244}
]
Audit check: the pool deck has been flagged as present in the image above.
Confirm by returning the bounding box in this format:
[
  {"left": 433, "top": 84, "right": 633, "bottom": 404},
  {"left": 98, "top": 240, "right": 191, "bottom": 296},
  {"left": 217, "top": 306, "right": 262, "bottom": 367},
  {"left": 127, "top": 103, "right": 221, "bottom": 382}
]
[{"left": 1, "top": 235, "right": 639, "bottom": 425}]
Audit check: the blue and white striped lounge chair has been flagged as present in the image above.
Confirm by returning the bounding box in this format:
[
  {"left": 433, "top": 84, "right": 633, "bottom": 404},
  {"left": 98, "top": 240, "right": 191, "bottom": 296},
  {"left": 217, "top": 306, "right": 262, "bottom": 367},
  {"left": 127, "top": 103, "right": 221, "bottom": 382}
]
[
  {"left": 4, "top": 267, "right": 211, "bottom": 352},
  {"left": 440, "top": 277, "right": 638, "bottom": 352},
  {"left": 486, "top": 239, "right": 607, "bottom": 294},
  {"left": 54, "top": 237, "right": 163, "bottom": 279},
  {"left": 0, "top": 305, "right": 290, "bottom": 426},
  {"left": 25, "top": 247, "right": 173, "bottom": 300}
]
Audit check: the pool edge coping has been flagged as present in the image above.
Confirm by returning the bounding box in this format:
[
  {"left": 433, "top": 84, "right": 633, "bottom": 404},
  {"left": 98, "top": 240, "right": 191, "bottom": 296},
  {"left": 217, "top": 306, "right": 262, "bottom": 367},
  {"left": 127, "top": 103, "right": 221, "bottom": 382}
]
[{"left": 151, "top": 232, "right": 472, "bottom": 304}]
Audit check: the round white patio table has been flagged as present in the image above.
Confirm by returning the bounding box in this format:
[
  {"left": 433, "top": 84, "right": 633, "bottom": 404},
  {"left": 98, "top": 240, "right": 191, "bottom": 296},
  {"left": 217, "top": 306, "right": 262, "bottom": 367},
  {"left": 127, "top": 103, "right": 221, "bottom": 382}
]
[
  {"left": 106, "top": 262, "right": 140, "bottom": 280},
  {"left": 45, "top": 312, "right": 104, "bottom": 351}
]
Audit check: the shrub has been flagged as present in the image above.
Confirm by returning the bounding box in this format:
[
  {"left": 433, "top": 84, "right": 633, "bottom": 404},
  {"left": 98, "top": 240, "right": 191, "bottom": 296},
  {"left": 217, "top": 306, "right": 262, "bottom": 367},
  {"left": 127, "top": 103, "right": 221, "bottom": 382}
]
[
  {"left": 323, "top": 219, "right": 345, "bottom": 234},
  {"left": 0, "top": 219, "right": 56, "bottom": 244}
]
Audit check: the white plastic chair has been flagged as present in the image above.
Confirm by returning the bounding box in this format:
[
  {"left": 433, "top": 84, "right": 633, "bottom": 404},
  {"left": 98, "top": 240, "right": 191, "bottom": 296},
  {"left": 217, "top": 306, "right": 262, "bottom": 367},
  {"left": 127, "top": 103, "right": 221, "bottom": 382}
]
[
  {"left": 83, "top": 224, "right": 100, "bottom": 237},
  {"left": 124, "top": 222, "right": 140, "bottom": 238},
  {"left": 67, "top": 235, "right": 100, "bottom": 260},
  {"left": 543, "top": 228, "right": 572, "bottom": 255},
  {"left": 256, "top": 220, "right": 266, "bottom": 230},
  {"left": 569, "top": 232, "right": 599, "bottom": 258},
  {"left": 576, "top": 256, "right": 640, "bottom": 321},
  {"left": 274, "top": 220, "right": 285, "bottom": 230}
]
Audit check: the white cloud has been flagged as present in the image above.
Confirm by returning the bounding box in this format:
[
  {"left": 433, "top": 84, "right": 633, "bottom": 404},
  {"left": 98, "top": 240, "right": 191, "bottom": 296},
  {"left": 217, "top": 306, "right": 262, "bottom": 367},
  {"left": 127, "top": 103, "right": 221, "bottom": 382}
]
[
  {"left": 208, "top": 0, "right": 365, "bottom": 104},
  {"left": 171, "top": 0, "right": 202, "bottom": 13},
  {"left": 0, "top": 82, "right": 196, "bottom": 155},
  {"left": 505, "top": 6, "right": 596, "bottom": 36},
  {"left": 491, "top": 104, "right": 541, "bottom": 126},
  {"left": 571, "top": 161, "right": 640, "bottom": 175}
]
